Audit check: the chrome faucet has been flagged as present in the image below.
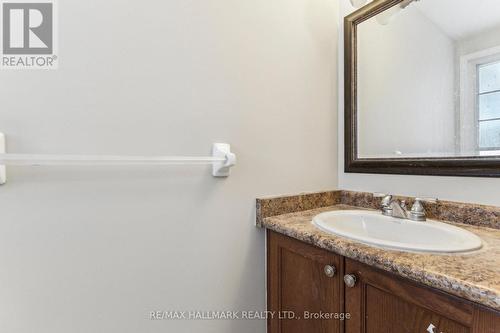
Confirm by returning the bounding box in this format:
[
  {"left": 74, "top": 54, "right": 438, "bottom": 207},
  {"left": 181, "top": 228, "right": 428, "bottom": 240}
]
[{"left": 374, "top": 193, "right": 437, "bottom": 222}]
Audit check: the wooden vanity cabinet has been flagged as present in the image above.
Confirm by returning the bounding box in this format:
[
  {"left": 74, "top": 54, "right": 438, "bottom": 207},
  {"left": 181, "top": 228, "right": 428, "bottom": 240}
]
[
  {"left": 267, "top": 231, "right": 343, "bottom": 333},
  {"left": 345, "top": 258, "right": 474, "bottom": 333},
  {"left": 267, "top": 231, "right": 500, "bottom": 333}
]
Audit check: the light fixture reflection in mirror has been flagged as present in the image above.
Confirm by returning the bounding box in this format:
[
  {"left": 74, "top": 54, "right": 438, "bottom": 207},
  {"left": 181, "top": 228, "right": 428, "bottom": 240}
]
[
  {"left": 350, "top": 0, "right": 368, "bottom": 8},
  {"left": 375, "top": 0, "right": 420, "bottom": 25}
]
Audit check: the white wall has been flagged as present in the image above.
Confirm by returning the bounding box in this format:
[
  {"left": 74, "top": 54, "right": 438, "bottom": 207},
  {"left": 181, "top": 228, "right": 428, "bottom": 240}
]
[
  {"left": 357, "top": 8, "right": 456, "bottom": 157},
  {"left": 457, "top": 25, "right": 500, "bottom": 56},
  {"left": 0, "top": 1, "right": 338, "bottom": 332},
  {"left": 338, "top": 0, "right": 500, "bottom": 206}
]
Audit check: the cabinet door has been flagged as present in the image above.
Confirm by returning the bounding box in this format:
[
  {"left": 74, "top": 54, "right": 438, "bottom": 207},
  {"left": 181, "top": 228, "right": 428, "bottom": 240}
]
[
  {"left": 344, "top": 259, "right": 474, "bottom": 333},
  {"left": 472, "top": 308, "right": 500, "bottom": 333},
  {"left": 267, "top": 230, "right": 343, "bottom": 333}
]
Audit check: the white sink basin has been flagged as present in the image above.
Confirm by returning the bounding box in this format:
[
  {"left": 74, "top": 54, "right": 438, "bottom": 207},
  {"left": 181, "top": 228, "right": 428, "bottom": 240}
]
[{"left": 312, "top": 210, "right": 482, "bottom": 254}]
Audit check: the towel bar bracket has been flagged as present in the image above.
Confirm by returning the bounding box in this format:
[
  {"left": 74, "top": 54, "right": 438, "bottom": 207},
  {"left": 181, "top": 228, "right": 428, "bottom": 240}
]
[{"left": 212, "top": 143, "right": 237, "bottom": 177}]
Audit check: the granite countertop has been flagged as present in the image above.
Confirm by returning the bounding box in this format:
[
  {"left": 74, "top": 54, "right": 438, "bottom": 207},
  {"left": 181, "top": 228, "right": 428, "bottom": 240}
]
[{"left": 261, "top": 204, "right": 500, "bottom": 311}]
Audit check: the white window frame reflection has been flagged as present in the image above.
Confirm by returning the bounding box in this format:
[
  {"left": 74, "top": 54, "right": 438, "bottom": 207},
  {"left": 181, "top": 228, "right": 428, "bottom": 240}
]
[
  {"left": 459, "top": 45, "right": 500, "bottom": 155},
  {"left": 477, "top": 60, "right": 500, "bottom": 151}
]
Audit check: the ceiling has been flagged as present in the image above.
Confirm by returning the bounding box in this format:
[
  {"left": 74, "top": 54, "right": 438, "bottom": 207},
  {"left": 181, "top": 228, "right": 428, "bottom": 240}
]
[{"left": 414, "top": 0, "right": 500, "bottom": 40}]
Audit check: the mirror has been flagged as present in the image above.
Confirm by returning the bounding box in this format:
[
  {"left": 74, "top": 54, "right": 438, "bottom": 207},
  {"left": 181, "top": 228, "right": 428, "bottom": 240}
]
[{"left": 345, "top": 0, "right": 500, "bottom": 176}]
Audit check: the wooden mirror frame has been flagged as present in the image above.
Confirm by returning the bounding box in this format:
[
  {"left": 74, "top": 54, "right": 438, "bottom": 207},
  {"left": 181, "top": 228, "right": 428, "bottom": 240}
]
[{"left": 344, "top": 0, "right": 500, "bottom": 177}]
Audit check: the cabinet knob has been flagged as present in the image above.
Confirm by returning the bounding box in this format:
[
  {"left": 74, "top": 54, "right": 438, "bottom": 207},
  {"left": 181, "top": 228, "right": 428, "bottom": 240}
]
[
  {"left": 344, "top": 274, "right": 357, "bottom": 288},
  {"left": 324, "top": 265, "right": 336, "bottom": 277}
]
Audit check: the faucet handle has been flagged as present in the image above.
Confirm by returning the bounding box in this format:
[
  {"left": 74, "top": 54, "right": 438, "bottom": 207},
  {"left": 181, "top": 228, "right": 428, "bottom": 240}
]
[
  {"left": 374, "top": 193, "right": 393, "bottom": 216},
  {"left": 415, "top": 197, "right": 438, "bottom": 204},
  {"left": 373, "top": 193, "right": 392, "bottom": 204},
  {"left": 409, "top": 198, "right": 437, "bottom": 222},
  {"left": 409, "top": 200, "right": 426, "bottom": 221}
]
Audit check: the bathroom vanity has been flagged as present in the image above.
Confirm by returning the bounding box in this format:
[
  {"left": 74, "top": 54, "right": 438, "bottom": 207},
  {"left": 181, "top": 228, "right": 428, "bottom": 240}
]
[
  {"left": 259, "top": 0, "right": 500, "bottom": 331},
  {"left": 258, "top": 191, "right": 500, "bottom": 333},
  {"left": 268, "top": 231, "right": 498, "bottom": 333}
]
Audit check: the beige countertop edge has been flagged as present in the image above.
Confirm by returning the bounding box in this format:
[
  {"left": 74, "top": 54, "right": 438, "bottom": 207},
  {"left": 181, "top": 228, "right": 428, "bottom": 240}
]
[{"left": 261, "top": 205, "right": 500, "bottom": 312}]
